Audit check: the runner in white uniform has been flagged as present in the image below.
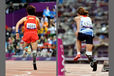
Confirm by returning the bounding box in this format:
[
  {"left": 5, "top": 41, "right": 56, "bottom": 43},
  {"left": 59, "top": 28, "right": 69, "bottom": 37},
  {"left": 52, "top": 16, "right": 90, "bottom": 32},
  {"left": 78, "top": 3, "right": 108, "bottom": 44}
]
[
  {"left": 80, "top": 16, "right": 93, "bottom": 36},
  {"left": 73, "top": 7, "right": 97, "bottom": 71}
]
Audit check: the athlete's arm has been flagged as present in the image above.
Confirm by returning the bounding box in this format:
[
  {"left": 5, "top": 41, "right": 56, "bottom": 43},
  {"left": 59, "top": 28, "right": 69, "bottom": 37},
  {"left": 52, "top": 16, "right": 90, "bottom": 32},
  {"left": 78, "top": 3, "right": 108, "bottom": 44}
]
[
  {"left": 74, "top": 16, "right": 81, "bottom": 37},
  {"left": 16, "top": 17, "right": 26, "bottom": 39},
  {"left": 16, "top": 17, "right": 26, "bottom": 32},
  {"left": 36, "top": 17, "right": 40, "bottom": 30}
]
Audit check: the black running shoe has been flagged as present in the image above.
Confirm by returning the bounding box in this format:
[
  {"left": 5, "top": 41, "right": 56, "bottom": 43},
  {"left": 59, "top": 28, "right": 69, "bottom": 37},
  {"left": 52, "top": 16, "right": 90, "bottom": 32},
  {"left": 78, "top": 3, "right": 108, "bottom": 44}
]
[
  {"left": 90, "top": 59, "right": 97, "bottom": 71},
  {"left": 86, "top": 55, "right": 97, "bottom": 71}
]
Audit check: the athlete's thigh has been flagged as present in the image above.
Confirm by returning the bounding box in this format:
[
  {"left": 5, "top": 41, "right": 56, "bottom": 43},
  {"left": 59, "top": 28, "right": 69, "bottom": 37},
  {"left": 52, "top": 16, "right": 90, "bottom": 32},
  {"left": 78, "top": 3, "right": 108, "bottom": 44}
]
[
  {"left": 31, "top": 41, "right": 38, "bottom": 50},
  {"left": 23, "top": 42, "right": 29, "bottom": 48}
]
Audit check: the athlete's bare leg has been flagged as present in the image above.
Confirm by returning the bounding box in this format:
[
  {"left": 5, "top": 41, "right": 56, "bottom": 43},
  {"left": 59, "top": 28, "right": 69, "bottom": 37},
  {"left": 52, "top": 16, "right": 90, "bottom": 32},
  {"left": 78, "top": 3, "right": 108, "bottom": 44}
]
[
  {"left": 74, "top": 39, "right": 81, "bottom": 61},
  {"left": 76, "top": 39, "right": 81, "bottom": 53},
  {"left": 23, "top": 42, "right": 29, "bottom": 48},
  {"left": 31, "top": 41, "right": 38, "bottom": 70},
  {"left": 31, "top": 41, "right": 37, "bottom": 51},
  {"left": 22, "top": 42, "right": 29, "bottom": 57},
  {"left": 31, "top": 41, "right": 38, "bottom": 55},
  {"left": 86, "top": 44, "right": 93, "bottom": 53},
  {"left": 85, "top": 44, "right": 93, "bottom": 61}
]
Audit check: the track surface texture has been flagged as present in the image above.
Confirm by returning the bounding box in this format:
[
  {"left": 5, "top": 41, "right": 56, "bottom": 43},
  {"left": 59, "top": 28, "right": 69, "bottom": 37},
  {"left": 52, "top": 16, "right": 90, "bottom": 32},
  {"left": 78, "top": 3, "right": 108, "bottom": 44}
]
[
  {"left": 65, "top": 64, "right": 109, "bottom": 76},
  {"left": 6, "top": 61, "right": 56, "bottom": 76}
]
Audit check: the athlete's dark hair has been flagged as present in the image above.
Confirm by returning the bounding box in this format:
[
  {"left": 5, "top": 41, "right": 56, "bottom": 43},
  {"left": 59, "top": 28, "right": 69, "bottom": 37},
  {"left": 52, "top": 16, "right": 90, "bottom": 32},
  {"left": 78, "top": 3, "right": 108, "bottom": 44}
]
[
  {"left": 26, "top": 5, "right": 36, "bottom": 15},
  {"left": 77, "top": 7, "right": 88, "bottom": 16}
]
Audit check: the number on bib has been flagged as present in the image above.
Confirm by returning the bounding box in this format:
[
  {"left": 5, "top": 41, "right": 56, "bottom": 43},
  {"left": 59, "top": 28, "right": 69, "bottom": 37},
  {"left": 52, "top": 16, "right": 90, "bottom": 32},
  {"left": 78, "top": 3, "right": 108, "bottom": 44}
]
[
  {"left": 81, "top": 21, "right": 92, "bottom": 27},
  {"left": 27, "top": 23, "right": 36, "bottom": 29}
]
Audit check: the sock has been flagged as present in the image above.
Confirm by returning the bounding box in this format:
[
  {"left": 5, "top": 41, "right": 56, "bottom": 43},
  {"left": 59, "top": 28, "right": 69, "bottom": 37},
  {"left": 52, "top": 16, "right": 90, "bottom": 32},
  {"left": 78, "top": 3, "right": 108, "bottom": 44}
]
[
  {"left": 86, "top": 51, "right": 93, "bottom": 62},
  {"left": 86, "top": 51, "right": 92, "bottom": 56},
  {"left": 33, "top": 50, "right": 37, "bottom": 53},
  {"left": 77, "top": 52, "right": 81, "bottom": 55}
]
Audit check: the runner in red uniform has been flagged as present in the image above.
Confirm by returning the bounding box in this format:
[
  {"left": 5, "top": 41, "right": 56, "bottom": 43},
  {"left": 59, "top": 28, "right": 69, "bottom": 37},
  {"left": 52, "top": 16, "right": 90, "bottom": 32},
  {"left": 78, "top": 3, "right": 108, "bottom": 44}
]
[
  {"left": 22, "top": 15, "right": 39, "bottom": 44},
  {"left": 16, "top": 5, "right": 40, "bottom": 67}
]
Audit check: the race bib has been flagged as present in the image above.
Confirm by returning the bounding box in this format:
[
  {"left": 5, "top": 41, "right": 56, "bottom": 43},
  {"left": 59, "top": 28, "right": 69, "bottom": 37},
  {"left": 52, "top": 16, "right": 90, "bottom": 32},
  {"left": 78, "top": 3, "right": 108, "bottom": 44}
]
[
  {"left": 27, "top": 23, "right": 36, "bottom": 29},
  {"left": 80, "top": 21, "right": 92, "bottom": 27}
]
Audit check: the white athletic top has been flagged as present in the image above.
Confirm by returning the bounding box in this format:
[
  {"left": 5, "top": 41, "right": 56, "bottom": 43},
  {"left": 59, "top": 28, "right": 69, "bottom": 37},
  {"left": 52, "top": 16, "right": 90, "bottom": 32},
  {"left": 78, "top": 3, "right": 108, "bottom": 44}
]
[{"left": 79, "top": 16, "right": 93, "bottom": 36}]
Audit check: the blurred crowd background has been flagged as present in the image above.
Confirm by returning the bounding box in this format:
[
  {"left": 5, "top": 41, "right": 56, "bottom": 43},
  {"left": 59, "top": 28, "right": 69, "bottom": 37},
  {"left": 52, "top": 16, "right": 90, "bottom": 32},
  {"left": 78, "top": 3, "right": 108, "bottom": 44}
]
[
  {"left": 6, "top": 0, "right": 55, "bottom": 4},
  {"left": 5, "top": 0, "right": 109, "bottom": 60},
  {"left": 58, "top": 0, "right": 109, "bottom": 59},
  {"left": 5, "top": 0, "right": 57, "bottom": 58},
  {"left": 5, "top": 0, "right": 56, "bottom": 14}
]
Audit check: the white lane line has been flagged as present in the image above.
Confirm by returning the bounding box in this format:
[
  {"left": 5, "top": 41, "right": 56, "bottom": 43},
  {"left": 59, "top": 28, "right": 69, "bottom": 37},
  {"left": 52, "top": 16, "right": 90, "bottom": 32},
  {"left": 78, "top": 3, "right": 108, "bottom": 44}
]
[
  {"left": 13, "top": 71, "right": 32, "bottom": 76},
  {"left": 26, "top": 71, "right": 32, "bottom": 75}
]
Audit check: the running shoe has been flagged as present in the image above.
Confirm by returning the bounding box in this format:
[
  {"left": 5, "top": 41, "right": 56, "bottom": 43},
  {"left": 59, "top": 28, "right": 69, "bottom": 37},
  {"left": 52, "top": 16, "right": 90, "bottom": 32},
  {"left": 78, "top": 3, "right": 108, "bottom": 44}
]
[{"left": 74, "top": 54, "right": 81, "bottom": 61}]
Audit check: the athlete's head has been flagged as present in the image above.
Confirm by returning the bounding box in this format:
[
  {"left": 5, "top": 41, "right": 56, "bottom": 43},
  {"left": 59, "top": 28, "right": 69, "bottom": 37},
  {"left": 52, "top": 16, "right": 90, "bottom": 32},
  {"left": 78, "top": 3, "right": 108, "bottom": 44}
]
[
  {"left": 77, "top": 7, "right": 88, "bottom": 16},
  {"left": 26, "top": 5, "right": 36, "bottom": 15}
]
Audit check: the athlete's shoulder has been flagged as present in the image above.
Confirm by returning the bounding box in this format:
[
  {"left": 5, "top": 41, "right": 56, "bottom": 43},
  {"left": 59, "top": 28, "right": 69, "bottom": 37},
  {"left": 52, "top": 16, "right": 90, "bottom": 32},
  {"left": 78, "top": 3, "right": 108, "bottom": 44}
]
[
  {"left": 18, "top": 16, "right": 27, "bottom": 22},
  {"left": 35, "top": 17, "right": 39, "bottom": 20},
  {"left": 87, "top": 16, "right": 92, "bottom": 20},
  {"left": 35, "top": 17, "right": 40, "bottom": 21},
  {"left": 22, "top": 16, "right": 27, "bottom": 21},
  {"left": 74, "top": 16, "right": 81, "bottom": 21}
]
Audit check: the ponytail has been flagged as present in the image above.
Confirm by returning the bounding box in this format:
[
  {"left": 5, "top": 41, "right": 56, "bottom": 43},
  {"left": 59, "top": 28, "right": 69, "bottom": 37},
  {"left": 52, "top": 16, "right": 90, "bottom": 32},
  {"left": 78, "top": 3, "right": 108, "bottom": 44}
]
[
  {"left": 77, "top": 7, "right": 88, "bottom": 16},
  {"left": 83, "top": 10, "right": 88, "bottom": 16}
]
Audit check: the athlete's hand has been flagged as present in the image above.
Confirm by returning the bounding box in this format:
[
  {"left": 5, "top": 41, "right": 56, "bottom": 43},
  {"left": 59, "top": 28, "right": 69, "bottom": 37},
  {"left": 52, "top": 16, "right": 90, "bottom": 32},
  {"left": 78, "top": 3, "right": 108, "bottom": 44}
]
[
  {"left": 16, "top": 33, "right": 19, "bottom": 40},
  {"left": 75, "top": 31, "right": 79, "bottom": 37}
]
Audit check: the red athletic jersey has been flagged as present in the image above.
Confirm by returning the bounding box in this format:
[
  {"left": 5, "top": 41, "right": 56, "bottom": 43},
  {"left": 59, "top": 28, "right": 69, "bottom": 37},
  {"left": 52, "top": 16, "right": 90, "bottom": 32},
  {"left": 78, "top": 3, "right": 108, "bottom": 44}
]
[
  {"left": 22, "top": 16, "right": 39, "bottom": 43},
  {"left": 24, "top": 16, "right": 38, "bottom": 33}
]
